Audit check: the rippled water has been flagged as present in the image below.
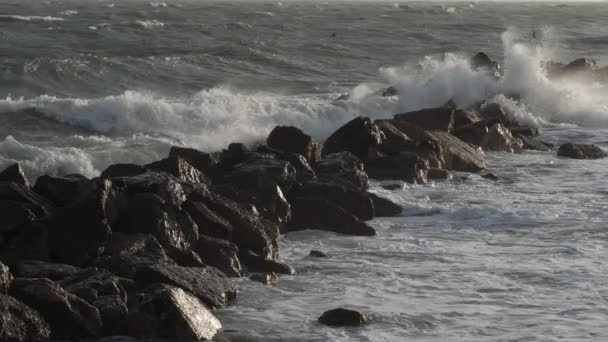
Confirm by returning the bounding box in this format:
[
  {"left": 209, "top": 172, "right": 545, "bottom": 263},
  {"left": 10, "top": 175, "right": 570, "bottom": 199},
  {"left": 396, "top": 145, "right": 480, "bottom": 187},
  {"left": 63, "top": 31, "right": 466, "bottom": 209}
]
[{"left": 2, "top": 1, "right": 608, "bottom": 341}]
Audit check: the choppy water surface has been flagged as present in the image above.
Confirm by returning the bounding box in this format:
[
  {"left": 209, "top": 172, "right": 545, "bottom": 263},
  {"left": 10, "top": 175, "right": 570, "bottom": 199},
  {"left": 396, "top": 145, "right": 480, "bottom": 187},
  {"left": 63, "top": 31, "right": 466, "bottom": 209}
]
[{"left": 1, "top": 1, "right": 608, "bottom": 341}]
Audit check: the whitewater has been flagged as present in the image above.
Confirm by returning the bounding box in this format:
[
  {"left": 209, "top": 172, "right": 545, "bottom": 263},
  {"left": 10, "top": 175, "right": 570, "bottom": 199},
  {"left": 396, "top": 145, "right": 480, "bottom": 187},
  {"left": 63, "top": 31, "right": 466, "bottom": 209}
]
[{"left": 1, "top": 0, "right": 607, "bottom": 341}]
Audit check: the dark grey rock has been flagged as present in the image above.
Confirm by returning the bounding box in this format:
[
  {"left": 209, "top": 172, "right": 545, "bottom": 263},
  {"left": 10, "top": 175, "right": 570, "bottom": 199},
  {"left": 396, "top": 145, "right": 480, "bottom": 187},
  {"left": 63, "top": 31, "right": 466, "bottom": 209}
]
[
  {"left": 0, "top": 294, "right": 50, "bottom": 342},
  {"left": 558, "top": 143, "right": 606, "bottom": 159},
  {"left": 318, "top": 308, "right": 370, "bottom": 327},
  {"left": 0, "top": 164, "right": 29, "bottom": 187},
  {"left": 322, "top": 117, "right": 385, "bottom": 160},
  {"left": 267, "top": 126, "right": 322, "bottom": 164}
]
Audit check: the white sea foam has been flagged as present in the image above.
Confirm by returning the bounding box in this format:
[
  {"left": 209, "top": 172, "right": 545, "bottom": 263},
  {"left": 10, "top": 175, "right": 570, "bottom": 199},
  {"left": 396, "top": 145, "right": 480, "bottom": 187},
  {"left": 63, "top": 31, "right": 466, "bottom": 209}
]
[
  {"left": 0, "top": 15, "right": 64, "bottom": 22},
  {"left": 135, "top": 20, "right": 165, "bottom": 29},
  {"left": 149, "top": 2, "right": 168, "bottom": 8},
  {"left": 60, "top": 10, "right": 78, "bottom": 16}
]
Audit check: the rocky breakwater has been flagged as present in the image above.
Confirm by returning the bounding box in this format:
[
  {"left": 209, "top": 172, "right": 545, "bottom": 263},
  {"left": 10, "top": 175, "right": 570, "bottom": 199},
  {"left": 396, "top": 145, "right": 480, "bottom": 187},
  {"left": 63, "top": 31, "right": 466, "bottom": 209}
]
[{"left": 0, "top": 91, "right": 602, "bottom": 340}]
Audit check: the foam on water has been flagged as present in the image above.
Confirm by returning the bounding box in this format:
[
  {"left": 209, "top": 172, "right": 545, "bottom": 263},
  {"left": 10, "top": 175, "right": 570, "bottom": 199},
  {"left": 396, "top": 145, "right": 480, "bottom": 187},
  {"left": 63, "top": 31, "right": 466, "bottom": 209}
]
[
  {"left": 135, "top": 20, "right": 165, "bottom": 29},
  {"left": 0, "top": 15, "right": 64, "bottom": 22}
]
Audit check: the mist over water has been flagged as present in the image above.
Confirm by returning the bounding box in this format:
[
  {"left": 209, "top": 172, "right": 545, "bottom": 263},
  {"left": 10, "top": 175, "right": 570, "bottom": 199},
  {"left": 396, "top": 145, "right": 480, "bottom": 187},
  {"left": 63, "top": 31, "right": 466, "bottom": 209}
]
[{"left": 1, "top": 1, "right": 608, "bottom": 341}]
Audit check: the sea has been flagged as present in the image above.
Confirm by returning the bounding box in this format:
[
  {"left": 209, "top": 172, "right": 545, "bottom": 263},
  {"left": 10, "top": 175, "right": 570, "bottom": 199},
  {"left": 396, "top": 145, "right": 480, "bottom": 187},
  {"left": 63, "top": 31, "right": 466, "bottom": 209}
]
[{"left": 1, "top": 0, "right": 607, "bottom": 341}]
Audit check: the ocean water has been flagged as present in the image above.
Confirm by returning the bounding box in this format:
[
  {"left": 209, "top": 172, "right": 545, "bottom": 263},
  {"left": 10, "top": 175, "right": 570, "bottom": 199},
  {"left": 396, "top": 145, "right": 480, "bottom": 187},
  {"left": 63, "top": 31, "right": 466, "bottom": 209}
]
[{"left": 1, "top": 1, "right": 608, "bottom": 341}]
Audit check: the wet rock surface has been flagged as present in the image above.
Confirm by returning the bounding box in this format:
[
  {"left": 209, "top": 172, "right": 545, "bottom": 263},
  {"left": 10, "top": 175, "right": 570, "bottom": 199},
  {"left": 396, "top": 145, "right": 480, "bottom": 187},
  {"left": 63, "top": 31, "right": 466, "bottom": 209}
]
[
  {"left": 318, "top": 308, "right": 370, "bottom": 327},
  {"left": 557, "top": 143, "right": 606, "bottom": 159},
  {"left": 0, "top": 294, "right": 51, "bottom": 342}
]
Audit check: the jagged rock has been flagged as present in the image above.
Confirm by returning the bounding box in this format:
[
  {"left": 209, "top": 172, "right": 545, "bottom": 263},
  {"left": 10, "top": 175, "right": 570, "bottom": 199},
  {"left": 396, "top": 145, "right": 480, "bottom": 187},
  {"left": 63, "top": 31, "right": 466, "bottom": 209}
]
[
  {"left": 322, "top": 117, "right": 385, "bottom": 160},
  {"left": 102, "top": 233, "right": 172, "bottom": 264},
  {"left": 190, "top": 190, "right": 280, "bottom": 261},
  {"left": 517, "top": 135, "right": 551, "bottom": 151},
  {"left": 0, "top": 164, "right": 29, "bottom": 187},
  {"left": 0, "top": 294, "right": 50, "bottom": 342},
  {"left": 239, "top": 249, "right": 294, "bottom": 275},
  {"left": 134, "top": 264, "right": 236, "bottom": 309},
  {"left": 509, "top": 126, "right": 539, "bottom": 137},
  {"left": 255, "top": 145, "right": 317, "bottom": 182},
  {"left": 426, "top": 131, "right": 487, "bottom": 172},
  {"left": 309, "top": 250, "right": 328, "bottom": 258},
  {"left": 10, "top": 278, "right": 102, "bottom": 339},
  {"left": 266, "top": 126, "right": 322, "bottom": 164},
  {"left": 169, "top": 146, "right": 218, "bottom": 174},
  {"left": 46, "top": 180, "right": 113, "bottom": 267},
  {"left": 318, "top": 308, "right": 370, "bottom": 327},
  {"left": 100, "top": 164, "right": 147, "bottom": 179},
  {"left": 118, "top": 192, "right": 200, "bottom": 266},
  {"left": 557, "top": 143, "right": 606, "bottom": 159},
  {"left": 394, "top": 107, "right": 455, "bottom": 132},
  {"left": 428, "top": 168, "right": 450, "bottom": 180},
  {"left": 249, "top": 272, "right": 279, "bottom": 286},
  {"left": 127, "top": 285, "right": 221, "bottom": 341},
  {"left": 452, "top": 119, "right": 493, "bottom": 146},
  {"left": 384, "top": 120, "right": 445, "bottom": 168},
  {"left": 316, "top": 152, "right": 369, "bottom": 191},
  {"left": 145, "top": 155, "right": 209, "bottom": 184},
  {"left": 0, "top": 261, "right": 12, "bottom": 293},
  {"left": 94, "top": 295, "right": 128, "bottom": 336},
  {"left": 369, "top": 193, "right": 401, "bottom": 217},
  {"left": 479, "top": 102, "right": 510, "bottom": 124},
  {"left": 13, "top": 260, "right": 81, "bottom": 281},
  {"left": 374, "top": 120, "right": 417, "bottom": 155},
  {"left": 364, "top": 152, "right": 428, "bottom": 183},
  {"left": 0, "top": 201, "right": 36, "bottom": 234},
  {"left": 289, "top": 180, "right": 374, "bottom": 221},
  {"left": 480, "top": 123, "right": 523, "bottom": 153},
  {"left": 33, "top": 175, "right": 97, "bottom": 207},
  {"left": 0, "top": 221, "right": 49, "bottom": 265},
  {"left": 0, "top": 183, "right": 52, "bottom": 218},
  {"left": 184, "top": 200, "right": 233, "bottom": 240},
  {"left": 59, "top": 268, "right": 127, "bottom": 305},
  {"left": 196, "top": 235, "right": 242, "bottom": 277},
  {"left": 111, "top": 172, "right": 187, "bottom": 208},
  {"left": 454, "top": 109, "right": 482, "bottom": 128},
  {"left": 285, "top": 197, "right": 376, "bottom": 236}
]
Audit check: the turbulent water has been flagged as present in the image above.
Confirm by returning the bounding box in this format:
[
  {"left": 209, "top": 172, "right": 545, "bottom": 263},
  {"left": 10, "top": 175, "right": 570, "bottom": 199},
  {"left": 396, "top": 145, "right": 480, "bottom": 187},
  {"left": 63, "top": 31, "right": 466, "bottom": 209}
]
[{"left": 2, "top": 0, "right": 608, "bottom": 341}]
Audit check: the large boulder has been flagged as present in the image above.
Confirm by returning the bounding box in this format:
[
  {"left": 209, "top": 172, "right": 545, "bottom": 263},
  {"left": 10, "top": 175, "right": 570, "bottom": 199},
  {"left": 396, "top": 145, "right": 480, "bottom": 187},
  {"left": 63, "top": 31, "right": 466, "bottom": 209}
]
[
  {"left": 426, "top": 131, "right": 487, "bottom": 172},
  {"left": 322, "top": 117, "right": 385, "bottom": 160},
  {"left": 0, "top": 183, "right": 52, "bottom": 218},
  {"left": 110, "top": 172, "right": 187, "bottom": 208},
  {"left": 453, "top": 109, "right": 482, "bottom": 128},
  {"left": 46, "top": 180, "right": 113, "bottom": 267},
  {"left": 145, "top": 155, "right": 209, "bottom": 184},
  {"left": 94, "top": 294, "right": 129, "bottom": 336},
  {"left": 13, "top": 260, "right": 81, "bottom": 281},
  {"left": 394, "top": 107, "right": 455, "bottom": 132},
  {"left": 169, "top": 146, "right": 218, "bottom": 175},
  {"left": 0, "top": 221, "right": 50, "bottom": 266},
  {"left": 480, "top": 123, "right": 523, "bottom": 153},
  {"left": 557, "top": 143, "right": 606, "bottom": 159},
  {"left": 100, "top": 163, "right": 147, "bottom": 179},
  {"left": 127, "top": 285, "right": 221, "bottom": 341},
  {"left": 316, "top": 152, "right": 369, "bottom": 191},
  {"left": 0, "top": 294, "right": 50, "bottom": 342},
  {"left": 452, "top": 119, "right": 493, "bottom": 146},
  {"left": 0, "top": 261, "right": 12, "bottom": 293},
  {"left": 33, "top": 175, "right": 97, "bottom": 207},
  {"left": 479, "top": 102, "right": 510, "bottom": 125},
  {"left": 285, "top": 197, "right": 376, "bottom": 236},
  {"left": 196, "top": 235, "right": 243, "bottom": 277},
  {"left": 10, "top": 278, "right": 102, "bottom": 339},
  {"left": 470, "top": 52, "right": 501, "bottom": 77},
  {"left": 184, "top": 200, "right": 233, "bottom": 240},
  {"left": 364, "top": 152, "right": 429, "bottom": 183},
  {"left": 266, "top": 126, "right": 322, "bottom": 164},
  {"left": 0, "top": 200, "right": 37, "bottom": 234},
  {"left": 318, "top": 308, "right": 370, "bottom": 327},
  {"left": 374, "top": 120, "right": 417, "bottom": 155},
  {"left": 518, "top": 135, "right": 551, "bottom": 152},
  {"left": 255, "top": 145, "right": 317, "bottom": 182},
  {"left": 134, "top": 264, "right": 236, "bottom": 309},
  {"left": 239, "top": 249, "right": 294, "bottom": 275},
  {"left": 369, "top": 194, "right": 402, "bottom": 217},
  {"left": 59, "top": 268, "right": 127, "bottom": 305},
  {"left": 0, "top": 164, "right": 29, "bottom": 187}
]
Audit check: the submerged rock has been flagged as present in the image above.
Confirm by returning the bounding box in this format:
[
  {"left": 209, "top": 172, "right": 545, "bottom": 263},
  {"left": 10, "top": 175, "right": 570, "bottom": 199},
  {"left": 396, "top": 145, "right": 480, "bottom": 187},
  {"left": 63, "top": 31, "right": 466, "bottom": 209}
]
[
  {"left": 249, "top": 272, "right": 279, "bottom": 286},
  {"left": 0, "top": 164, "right": 29, "bottom": 187},
  {"left": 318, "top": 308, "right": 370, "bottom": 327},
  {"left": 557, "top": 143, "right": 606, "bottom": 159},
  {"left": 127, "top": 285, "right": 221, "bottom": 341},
  {"left": 0, "top": 294, "right": 51, "bottom": 342}
]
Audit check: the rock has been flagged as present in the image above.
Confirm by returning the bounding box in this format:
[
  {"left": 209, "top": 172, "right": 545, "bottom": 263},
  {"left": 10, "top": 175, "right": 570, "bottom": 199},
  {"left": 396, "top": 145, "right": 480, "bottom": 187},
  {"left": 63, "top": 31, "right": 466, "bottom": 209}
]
[
  {"left": 318, "top": 308, "right": 369, "bottom": 327},
  {"left": 267, "top": 126, "right": 322, "bottom": 164},
  {"left": 33, "top": 175, "right": 98, "bottom": 207},
  {"left": 239, "top": 249, "right": 294, "bottom": 275},
  {"left": 394, "top": 107, "right": 455, "bottom": 132},
  {"left": 479, "top": 102, "right": 510, "bottom": 125},
  {"left": 482, "top": 173, "right": 499, "bottom": 181},
  {"left": 560, "top": 58, "right": 597, "bottom": 76},
  {"left": 127, "top": 284, "right": 221, "bottom": 341},
  {"left": 13, "top": 260, "right": 81, "bottom": 281},
  {"left": 453, "top": 109, "right": 482, "bottom": 128},
  {"left": 190, "top": 190, "right": 280, "bottom": 261},
  {"left": 383, "top": 120, "right": 445, "bottom": 168},
  {"left": 145, "top": 155, "right": 209, "bottom": 184},
  {"left": 480, "top": 123, "right": 523, "bottom": 153},
  {"left": 289, "top": 180, "right": 375, "bottom": 221},
  {"left": 100, "top": 164, "right": 147, "bottom": 179},
  {"left": 249, "top": 272, "right": 279, "bottom": 286},
  {"left": 509, "top": 126, "right": 539, "bottom": 137},
  {"left": 470, "top": 52, "right": 495, "bottom": 70},
  {"left": 118, "top": 192, "right": 200, "bottom": 266},
  {"left": 381, "top": 183, "right": 403, "bottom": 191},
  {"left": 0, "top": 221, "right": 49, "bottom": 266},
  {"left": 0, "top": 164, "right": 29, "bottom": 187},
  {"left": 285, "top": 197, "right": 376, "bottom": 236},
  {"left": 10, "top": 278, "right": 102, "bottom": 339},
  {"left": 0, "top": 261, "right": 12, "bottom": 293},
  {"left": 369, "top": 193, "right": 402, "bottom": 217},
  {"left": 0, "top": 183, "right": 52, "bottom": 218},
  {"left": 46, "top": 180, "right": 113, "bottom": 267},
  {"left": 94, "top": 295, "right": 128, "bottom": 336},
  {"left": 169, "top": 146, "right": 218, "bottom": 174},
  {"left": 374, "top": 120, "right": 417, "bottom": 155},
  {"left": 196, "top": 235, "right": 243, "bottom": 277},
  {"left": 426, "top": 131, "right": 487, "bottom": 172},
  {"left": 452, "top": 119, "right": 493, "bottom": 146},
  {"left": 518, "top": 135, "right": 551, "bottom": 152},
  {"left": 0, "top": 200, "right": 37, "bottom": 234},
  {"left": 134, "top": 264, "right": 236, "bottom": 309},
  {"left": 557, "top": 143, "right": 606, "bottom": 159},
  {"left": 111, "top": 172, "right": 187, "bottom": 208},
  {"left": 102, "top": 233, "right": 173, "bottom": 264},
  {"left": 427, "top": 168, "right": 450, "bottom": 180},
  {"left": 0, "top": 294, "right": 50, "bottom": 342},
  {"left": 381, "top": 86, "right": 399, "bottom": 97},
  {"left": 316, "top": 152, "right": 369, "bottom": 191},
  {"left": 255, "top": 145, "right": 317, "bottom": 182},
  {"left": 184, "top": 200, "right": 233, "bottom": 240},
  {"left": 322, "top": 117, "right": 385, "bottom": 160},
  {"left": 364, "top": 152, "right": 428, "bottom": 183},
  {"left": 309, "top": 250, "right": 328, "bottom": 258},
  {"left": 59, "top": 268, "right": 127, "bottom": 305}
]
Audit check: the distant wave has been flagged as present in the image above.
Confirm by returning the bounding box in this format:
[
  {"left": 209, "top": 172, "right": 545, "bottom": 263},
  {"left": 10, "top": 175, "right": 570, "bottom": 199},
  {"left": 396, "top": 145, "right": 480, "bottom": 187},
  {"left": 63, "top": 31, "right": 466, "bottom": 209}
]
[
  {"left": 0, "top": 15, "right": 64, "bottom": 22},
  {"left": 135, "top": 20, "right": 165, "bottom": 29},
  {"left": 60, "top": 10, "right": 78, "bottom": 16}
]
